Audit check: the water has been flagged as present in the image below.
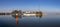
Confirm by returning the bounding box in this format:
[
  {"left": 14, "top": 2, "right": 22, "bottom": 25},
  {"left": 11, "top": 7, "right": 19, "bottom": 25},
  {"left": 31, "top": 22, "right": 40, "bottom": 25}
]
[{"left": 0, "top": 15, "right": 60, "bottom": 27}]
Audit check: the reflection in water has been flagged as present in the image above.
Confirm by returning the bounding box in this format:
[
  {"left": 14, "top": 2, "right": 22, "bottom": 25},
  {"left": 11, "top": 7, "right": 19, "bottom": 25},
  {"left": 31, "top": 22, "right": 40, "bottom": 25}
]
[
  {"left": 0, "top": 14, "right": 60, "bottom": 27},
  {"left": 12, "top": 15, "right": 22, "bottom": 18},
  {"left": 11, "top": 10, "right": 43, "bottom": 27},
  {"left": 11, "top": 13, "right": 43, "bottom": 27},
  {"left": 0, "top": 15, "right": 60, "bottom": 27},
  {"left": 11, "top": 14, "right": 42, "bottom": 27}
]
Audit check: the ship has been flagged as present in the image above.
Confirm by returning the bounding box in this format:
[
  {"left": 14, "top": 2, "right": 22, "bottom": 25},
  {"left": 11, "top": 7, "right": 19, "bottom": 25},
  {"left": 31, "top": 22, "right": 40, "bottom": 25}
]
[{"left": 11, "top": 10, "right": 43, "bottom": 18}]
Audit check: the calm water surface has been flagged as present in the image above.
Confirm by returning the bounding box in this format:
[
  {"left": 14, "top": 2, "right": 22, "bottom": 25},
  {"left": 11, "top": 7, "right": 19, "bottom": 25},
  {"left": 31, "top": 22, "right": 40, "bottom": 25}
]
[{"left": 0, "top": 15, "right": 60, "bottom": 27}]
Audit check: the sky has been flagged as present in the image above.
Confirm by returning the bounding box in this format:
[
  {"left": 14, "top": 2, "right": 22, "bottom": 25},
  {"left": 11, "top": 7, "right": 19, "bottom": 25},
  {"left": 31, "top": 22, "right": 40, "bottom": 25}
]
[{"left": 0, "top": 0, "right": 60, "bottom": 13}]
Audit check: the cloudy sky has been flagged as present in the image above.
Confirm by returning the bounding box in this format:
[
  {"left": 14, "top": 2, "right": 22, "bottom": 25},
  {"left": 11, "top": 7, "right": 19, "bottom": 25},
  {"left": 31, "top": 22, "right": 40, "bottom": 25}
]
[{"left": 0, "top": 0, "right": 60, "bottom": 13}]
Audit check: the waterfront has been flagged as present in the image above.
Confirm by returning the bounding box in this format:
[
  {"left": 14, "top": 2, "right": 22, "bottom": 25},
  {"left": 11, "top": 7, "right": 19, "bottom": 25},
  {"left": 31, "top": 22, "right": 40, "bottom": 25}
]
[{"left": 0, "top": 14, "right": 60, "bottom": 27}]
